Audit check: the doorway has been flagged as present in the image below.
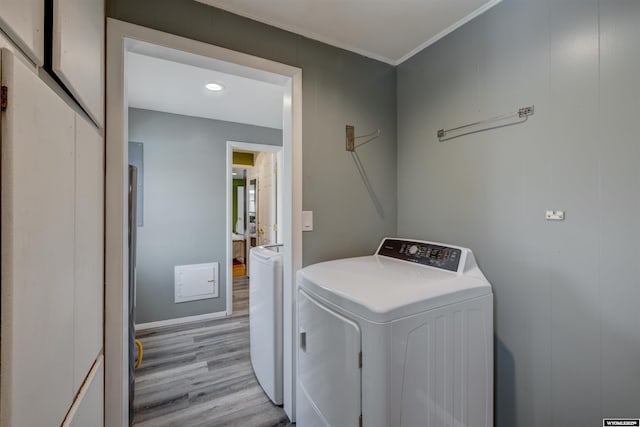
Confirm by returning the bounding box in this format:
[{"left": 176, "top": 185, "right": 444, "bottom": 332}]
[
  {"left": 106, "top": 19, "right": 302, "bottom": 426},
  {"left": 226, "top": 142, "right": 283, "bottom": 317}
]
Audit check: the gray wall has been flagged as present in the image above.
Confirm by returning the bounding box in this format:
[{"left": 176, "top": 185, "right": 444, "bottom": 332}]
[
  {"left": 109, "top": 0, "right": 398, "bottom": 266},
  {"left": 129, "top": 108, "right": 282, "bottom": 323},
  {"left": 397, "top": 0, "right": 640, "bottom": 425}
]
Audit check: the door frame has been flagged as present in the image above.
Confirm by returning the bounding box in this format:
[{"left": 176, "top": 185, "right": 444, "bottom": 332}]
[
  {"left": 106, "top": 19, "right": 303, "bottom": 426},
  {"left": 226, "top": 140, "right": 283, "bottom": 316}
]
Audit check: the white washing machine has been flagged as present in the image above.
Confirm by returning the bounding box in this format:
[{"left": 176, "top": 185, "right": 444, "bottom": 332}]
[
  {"left": 296, "top": 238, "right": 493, "bottom": 427},
  {"left": 249, "top": 245, "right": 283, "bottom": 405}
]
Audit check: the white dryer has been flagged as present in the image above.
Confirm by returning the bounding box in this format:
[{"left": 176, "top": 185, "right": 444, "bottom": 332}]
[{"left": 296, "top": 238, "right": 493, "bottom": 427}]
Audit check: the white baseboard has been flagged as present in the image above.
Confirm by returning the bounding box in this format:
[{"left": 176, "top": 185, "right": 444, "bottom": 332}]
[{"left": 135, "top": 310, "right": 228, "bottom": 331}]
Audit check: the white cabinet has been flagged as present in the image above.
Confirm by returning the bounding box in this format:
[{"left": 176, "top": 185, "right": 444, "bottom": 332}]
[
  {"left": 0, "top": 0, "right": 105, "bottom": 125},
  {"left": 53, "top": 0, "right": 105, "bottom": 127},
  {"left": 0, "top": 48, "right": 76, "bottom": 427},
  {"left": 0, "top": 28, "right": 36, "bottom": 71},
  {"left": 0, "top": 0, "right": 44, "bottom": 65},
  {"left": 74, "top": 114, "right": 104, "bottom": 390},
  {"left": 1, "top": 47, "right": 106, "bottom": 427},
  {"left": 0, "top": 2, "right": 105, "bottom": 424}
]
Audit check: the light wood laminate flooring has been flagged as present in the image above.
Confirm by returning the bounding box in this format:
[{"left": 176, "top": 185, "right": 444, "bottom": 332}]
[
  {"left": 233, "top": 262, "right": 247, "bottom": 278},
  {"left": 232, "top": 277, "right": 249, "bottom": 317},
  {"left": 133, "top": 276, "right": 290, "bottom": 427}
]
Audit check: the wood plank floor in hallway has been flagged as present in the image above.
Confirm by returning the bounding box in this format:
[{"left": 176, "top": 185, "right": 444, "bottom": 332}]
[{"left": 133, "top": 276, "right": 291, "bottom": 427}]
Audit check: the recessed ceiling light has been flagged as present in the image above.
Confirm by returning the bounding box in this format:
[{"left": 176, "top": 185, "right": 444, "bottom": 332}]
[{"left": 205, "top": 83, "right": 224, "bottom": 92}]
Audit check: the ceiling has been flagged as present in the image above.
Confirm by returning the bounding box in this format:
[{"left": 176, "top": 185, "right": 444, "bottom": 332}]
[
  {"left": 127, "top": 52, "right": 285, "bottom": 129},
  {"left": 194, "top": 0, "right": 502, "bottom": 65}
]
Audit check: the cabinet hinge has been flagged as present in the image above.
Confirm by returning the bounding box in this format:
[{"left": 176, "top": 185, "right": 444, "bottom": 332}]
[
  {"left": 359, "top": 414, "right": 363, "bottom": 427},
  {"left": 358, "top": 351, "right": 362, "bottom": 368},
  {"left": 1, "top": 86, "right": 7, "bottom": 112}
]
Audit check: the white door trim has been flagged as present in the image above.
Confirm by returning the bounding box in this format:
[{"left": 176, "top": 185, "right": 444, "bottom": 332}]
[
  {"left": 106, "top": 18, "right": 303, "bottom": 427},
  {"left": 226, "top": 140, "right": 283, "bottom": 318}
]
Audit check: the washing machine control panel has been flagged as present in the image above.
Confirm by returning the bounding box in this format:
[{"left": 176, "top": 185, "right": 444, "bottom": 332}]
[{"left": 377, "top": 239, "right": 462, "bottom": 272}]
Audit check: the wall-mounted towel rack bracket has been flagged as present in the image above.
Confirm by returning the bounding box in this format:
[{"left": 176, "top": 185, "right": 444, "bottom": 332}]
[
  {"left": 346, "top": 125, "right": 381, "bottom": 152},
  {"left": 437, "top": 104, "right": 534, "bottom": 142},
  {"left": 518, "top": 105, "right": 534, "bottom": 118}
]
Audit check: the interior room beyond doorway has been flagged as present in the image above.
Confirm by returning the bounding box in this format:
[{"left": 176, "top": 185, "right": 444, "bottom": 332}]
[
  {"left": 106, "top": 19, "right": 303, "bottom": 425},
  {"left": 231, "top": 147, "right": 282, "bottom": 283}
]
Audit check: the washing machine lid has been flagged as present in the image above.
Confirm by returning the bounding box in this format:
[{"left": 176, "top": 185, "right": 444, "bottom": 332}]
[{"left": 297, "top": 239, "right": 492, "bottom": 323}]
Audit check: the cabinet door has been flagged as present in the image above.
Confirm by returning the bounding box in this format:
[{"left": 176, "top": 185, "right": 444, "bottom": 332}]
[
  {"left": 0, "top": 0, "right": 44, "bottom": 65},
  {"left": 0, "top": 48, "right": 75, "bottom": 427},
  {"left": 74, "top": 113, "right": 104, "bottom": 391},
  {"left": 65, "top": 357, "right": 104, "bottom": 427},
  {"left": 53, "top": 0, "right": 104, "bottom": 127},
  {"left": 0, "top": 26, "right": 37, "bottom": 71}
]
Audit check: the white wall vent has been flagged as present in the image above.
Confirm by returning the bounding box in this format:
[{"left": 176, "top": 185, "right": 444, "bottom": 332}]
[{"left": 174, "top": 262, "right": 219, "bottom": 303}]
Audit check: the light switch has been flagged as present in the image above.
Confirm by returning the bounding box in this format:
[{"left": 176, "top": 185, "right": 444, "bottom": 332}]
[{"left": 302, "top": 211, "right": 313, "bottom": 231}]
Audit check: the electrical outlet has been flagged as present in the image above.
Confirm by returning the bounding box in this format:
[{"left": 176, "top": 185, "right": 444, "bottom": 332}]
[{"left": 545, "top": 210, "right": 565, "bottom": 221}]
